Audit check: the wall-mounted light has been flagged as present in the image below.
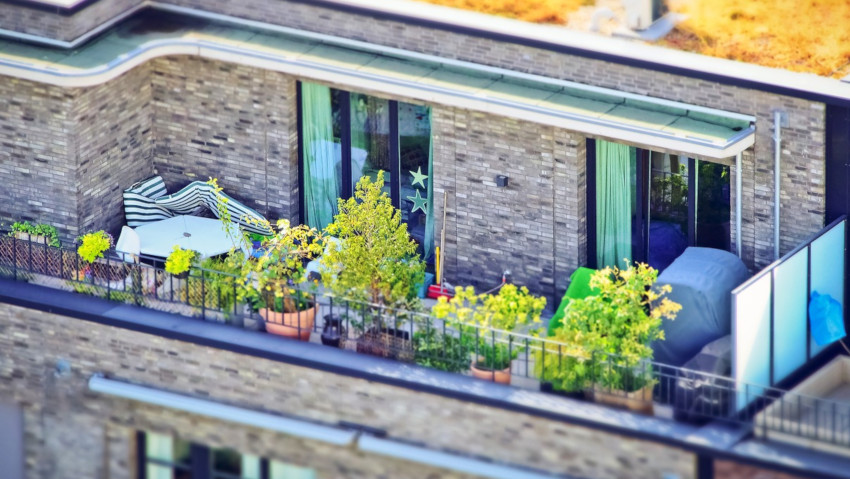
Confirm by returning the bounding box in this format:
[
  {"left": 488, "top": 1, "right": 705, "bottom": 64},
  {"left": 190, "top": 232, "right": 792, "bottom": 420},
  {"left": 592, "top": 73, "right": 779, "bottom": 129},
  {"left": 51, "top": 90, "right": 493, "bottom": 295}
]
[{"left": 495, "top": 175, "right": 509, "bottom": 187}]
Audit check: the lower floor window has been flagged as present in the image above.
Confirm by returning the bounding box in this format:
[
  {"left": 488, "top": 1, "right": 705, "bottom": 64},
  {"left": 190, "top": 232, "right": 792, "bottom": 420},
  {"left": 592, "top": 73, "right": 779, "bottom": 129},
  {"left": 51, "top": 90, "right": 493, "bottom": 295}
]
[{"left": 140, "top": 432, "right": 315, "bottom": 479}]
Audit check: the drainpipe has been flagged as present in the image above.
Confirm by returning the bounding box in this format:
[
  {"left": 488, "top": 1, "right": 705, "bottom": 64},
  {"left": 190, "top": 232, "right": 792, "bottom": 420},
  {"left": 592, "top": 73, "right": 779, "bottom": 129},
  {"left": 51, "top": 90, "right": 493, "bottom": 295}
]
[
  {"left": 773, "top": 111, "right": 783, "bottom": 260},
  {"left": 736, "top": 152, "right": 742, "bottom": 258}
]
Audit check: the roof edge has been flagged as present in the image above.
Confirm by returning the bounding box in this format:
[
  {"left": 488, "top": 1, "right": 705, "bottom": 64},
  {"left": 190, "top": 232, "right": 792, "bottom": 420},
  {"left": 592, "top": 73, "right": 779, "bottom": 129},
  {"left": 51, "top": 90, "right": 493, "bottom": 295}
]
[{"left": 290, "top": 0, "right": 850, "bottom": 106}]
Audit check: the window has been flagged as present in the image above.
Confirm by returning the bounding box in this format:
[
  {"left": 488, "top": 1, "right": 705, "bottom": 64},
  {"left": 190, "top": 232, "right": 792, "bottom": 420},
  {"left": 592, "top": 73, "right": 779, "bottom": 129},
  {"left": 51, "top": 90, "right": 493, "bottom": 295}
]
[
  {"left": 138, "top": 432, "right": 315, "bottom": 479},
  {"left": 590, "top": 140, "right": 730, "bottom": 271},
  {"left": 299, "top": 81, "right": 434, "bottom": 262}
]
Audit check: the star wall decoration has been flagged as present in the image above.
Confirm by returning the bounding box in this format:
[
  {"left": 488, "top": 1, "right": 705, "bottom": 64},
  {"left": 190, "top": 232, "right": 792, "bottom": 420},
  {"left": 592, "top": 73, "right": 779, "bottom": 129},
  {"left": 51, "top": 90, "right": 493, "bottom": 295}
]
[
  {"left": 407, "top": 190, "right": 428, "bottom": 214},
  {"left": 410, "top": 166, "right": 428, "bottom": 188}
]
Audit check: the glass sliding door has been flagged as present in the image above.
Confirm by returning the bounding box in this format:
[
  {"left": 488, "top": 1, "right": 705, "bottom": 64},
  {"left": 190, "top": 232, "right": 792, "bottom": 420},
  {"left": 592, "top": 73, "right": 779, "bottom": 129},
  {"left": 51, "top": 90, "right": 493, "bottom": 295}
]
[
  {"left": 592, "top": 140, "right": 731, "bottom": 272},
  {"left": 300, "top": 82, "right": 435, "bottom": 264},
  {"left": 399, "top": 103, "right": 433, "bottom": 260}
]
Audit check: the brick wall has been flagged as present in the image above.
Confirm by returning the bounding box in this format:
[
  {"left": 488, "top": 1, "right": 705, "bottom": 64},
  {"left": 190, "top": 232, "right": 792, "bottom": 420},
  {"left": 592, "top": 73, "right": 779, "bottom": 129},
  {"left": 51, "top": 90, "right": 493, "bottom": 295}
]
[
  {"left": 162, "top": 0, "right": 828, "bottom": 270},
  {"left": 0, "top": 77, "right": 78, "bottom": 239},
  {"left": 0, "top": 302, "right": 698, "bottom": 479},
  {"left": 72, "top": 65, "right": 155, "bottom": 237},
  {"left": 433, "top": 107, "right": 588, "bottom": 298},
  {"left": 150, "top": 56, "right": 299, "bottom": 223},
  {"left": 0, "top": 0, "right": 141, "bottom": 42}
]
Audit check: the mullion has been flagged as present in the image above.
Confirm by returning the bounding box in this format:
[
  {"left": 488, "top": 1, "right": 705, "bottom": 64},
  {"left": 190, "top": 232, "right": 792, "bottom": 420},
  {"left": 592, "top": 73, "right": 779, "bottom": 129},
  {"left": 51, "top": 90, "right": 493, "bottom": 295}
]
[
  {"left": 296, "top": 81, "right": 305, "bottom": 225},
  {"left": 688, "top": 157, "right": 696, "bottom": 246},
  {"left": 389, "top": 100, "right": 400, "bottom": 208},
  {"left": 340, "top": 90, "right": 353, "bottom": 199}
]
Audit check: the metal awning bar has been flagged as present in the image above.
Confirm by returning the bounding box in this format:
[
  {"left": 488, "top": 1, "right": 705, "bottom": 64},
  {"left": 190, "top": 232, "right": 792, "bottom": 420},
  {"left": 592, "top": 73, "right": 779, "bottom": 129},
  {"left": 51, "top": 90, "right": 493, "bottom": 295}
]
[{"left": 0, "top": 8, "right": 755, "bottom": 159}]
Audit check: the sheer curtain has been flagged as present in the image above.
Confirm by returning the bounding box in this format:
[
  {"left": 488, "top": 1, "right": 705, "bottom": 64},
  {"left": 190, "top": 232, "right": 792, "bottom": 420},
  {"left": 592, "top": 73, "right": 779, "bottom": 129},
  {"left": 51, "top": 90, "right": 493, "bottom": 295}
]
[
  {"left": 301, "top": 82, "right": 339, "bottom": 230},
  {"left": 597, "top": 140, "right": 634, "bottom": 269}
]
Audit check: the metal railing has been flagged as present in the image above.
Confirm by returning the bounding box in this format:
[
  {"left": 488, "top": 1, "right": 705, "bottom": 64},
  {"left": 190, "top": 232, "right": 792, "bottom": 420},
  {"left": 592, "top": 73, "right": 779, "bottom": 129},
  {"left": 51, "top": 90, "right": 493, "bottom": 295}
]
[{"left": 1, "top": 232, "right": 848, "bottom": 449}]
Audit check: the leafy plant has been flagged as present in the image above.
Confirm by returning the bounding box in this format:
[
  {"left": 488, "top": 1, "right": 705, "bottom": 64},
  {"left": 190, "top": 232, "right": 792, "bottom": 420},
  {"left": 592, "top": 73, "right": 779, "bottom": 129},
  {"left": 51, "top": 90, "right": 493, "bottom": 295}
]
[
  {"left": 165, "top": 246, "right": 198, "bottom": 276},
  {"left": 77, "top": 231, "right": 113, "bottom": 264},
  {"left": 419, "top": 0, "right": 585, "bottom": 23},
  {"left": 9, "top": 221, "right": 60, "bottom": 247},
  {"left": 432, "top": 284, "right": 545, "bottom": 371},
  {"left": 321, "top": 171, "right": 425, "bottom": 309},
  {"left": 538, "top": 263, "right": 681, "bottom": 392},
  {"left": 413, "top": 328, "right": 472, "bottom": 373}
]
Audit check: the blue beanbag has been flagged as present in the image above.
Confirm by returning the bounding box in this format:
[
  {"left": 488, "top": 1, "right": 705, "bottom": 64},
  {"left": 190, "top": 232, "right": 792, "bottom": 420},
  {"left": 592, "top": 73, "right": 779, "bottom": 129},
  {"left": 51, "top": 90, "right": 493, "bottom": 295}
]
[{"left": 809, "top": 291, "right": 846, "bottom": 346}]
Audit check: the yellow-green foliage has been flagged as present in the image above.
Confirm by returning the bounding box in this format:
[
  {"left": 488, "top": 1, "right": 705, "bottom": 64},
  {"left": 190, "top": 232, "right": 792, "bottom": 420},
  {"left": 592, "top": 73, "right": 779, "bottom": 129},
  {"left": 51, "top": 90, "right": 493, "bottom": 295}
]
[
  {"left": 433, "top": 284, "right": 546, "bottom": 370},
  {"left": 77, "top": 231, "right": 112, "bottom": 263},
  {"left": 418, "top": 0, "right": 586, "bottom": 23},
  {"left": 665, "top": 0, "right": 850, "bottom": 77},
  {"left": 537, "top": 263, "right": 680, "bottom": 392},
  {"left": 322, "top": 171, "right": 424, "bottom": 308},
  {"left": 165, "top": 246, "right": 197, "bottom": 276}
]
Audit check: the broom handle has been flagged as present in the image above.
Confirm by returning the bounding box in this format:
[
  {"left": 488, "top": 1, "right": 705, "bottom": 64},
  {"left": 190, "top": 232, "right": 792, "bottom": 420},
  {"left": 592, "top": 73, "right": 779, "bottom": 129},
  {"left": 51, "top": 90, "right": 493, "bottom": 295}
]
[{"left": 439, "top": 191, "right": 447, "bottom": 288}]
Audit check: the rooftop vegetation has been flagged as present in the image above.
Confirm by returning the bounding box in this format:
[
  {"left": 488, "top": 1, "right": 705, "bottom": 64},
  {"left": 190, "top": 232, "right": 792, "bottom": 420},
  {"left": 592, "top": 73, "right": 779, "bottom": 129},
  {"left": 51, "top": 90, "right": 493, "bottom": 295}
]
[{"left": 415, "top": 0, "right": 850, "bottom": 78}]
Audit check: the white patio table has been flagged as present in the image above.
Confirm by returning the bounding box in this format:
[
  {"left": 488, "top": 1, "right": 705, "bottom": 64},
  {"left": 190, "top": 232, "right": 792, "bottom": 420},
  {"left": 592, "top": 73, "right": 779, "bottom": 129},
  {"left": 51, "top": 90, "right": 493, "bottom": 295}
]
[{"left": 134, "top": 215, "right": 241, "bottom": 259}]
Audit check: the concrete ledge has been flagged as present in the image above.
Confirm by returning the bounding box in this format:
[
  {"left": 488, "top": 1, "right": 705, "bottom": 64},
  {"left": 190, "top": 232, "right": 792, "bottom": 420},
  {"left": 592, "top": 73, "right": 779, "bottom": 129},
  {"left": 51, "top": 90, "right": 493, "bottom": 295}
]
[{"left": 1, "top": 277, "right": 849, "bottom": 478}]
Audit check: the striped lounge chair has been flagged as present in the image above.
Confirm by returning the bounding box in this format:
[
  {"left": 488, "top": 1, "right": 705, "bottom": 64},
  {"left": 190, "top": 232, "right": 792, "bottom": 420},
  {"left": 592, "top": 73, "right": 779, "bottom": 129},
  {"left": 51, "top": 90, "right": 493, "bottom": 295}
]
[{"left": 123, "top": 176, "right": 273, "bottom": 235}]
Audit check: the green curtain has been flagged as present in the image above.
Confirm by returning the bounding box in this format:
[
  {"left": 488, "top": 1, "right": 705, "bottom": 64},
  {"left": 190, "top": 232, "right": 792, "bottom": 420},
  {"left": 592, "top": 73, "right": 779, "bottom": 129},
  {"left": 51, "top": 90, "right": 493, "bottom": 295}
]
[
  {"left": 301, "top": 82, "right": 339, "bottom": 230},
  {"left": 423, "top": 107, "right": 435, "bottom": 261},
  {"left": 596, "top": 140, "right": 633, "bottom": 269}
]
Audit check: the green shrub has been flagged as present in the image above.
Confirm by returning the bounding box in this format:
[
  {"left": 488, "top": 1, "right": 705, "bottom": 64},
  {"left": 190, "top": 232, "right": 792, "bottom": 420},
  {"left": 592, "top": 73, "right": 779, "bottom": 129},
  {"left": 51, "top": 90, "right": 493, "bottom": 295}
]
[{"left": 77, "top": 231, "right": 113, "bottom": 263}]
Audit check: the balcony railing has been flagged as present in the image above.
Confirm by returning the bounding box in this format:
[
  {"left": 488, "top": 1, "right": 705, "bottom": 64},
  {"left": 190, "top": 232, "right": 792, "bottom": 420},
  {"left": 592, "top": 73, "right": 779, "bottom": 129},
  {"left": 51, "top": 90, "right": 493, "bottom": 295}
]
[{"left": 1, "top": 232, "right": 847, "bottom": 449}]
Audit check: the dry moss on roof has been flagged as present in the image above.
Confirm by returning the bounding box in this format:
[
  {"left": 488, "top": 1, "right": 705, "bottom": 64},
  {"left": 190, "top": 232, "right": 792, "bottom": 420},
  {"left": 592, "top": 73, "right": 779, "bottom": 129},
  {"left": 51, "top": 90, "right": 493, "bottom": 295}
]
[
  {"left": 663, "top": 0, "right": 850, "bottom": 78},
  {"left": 419, "top": 0, "right": 587, "bottom": 24}
]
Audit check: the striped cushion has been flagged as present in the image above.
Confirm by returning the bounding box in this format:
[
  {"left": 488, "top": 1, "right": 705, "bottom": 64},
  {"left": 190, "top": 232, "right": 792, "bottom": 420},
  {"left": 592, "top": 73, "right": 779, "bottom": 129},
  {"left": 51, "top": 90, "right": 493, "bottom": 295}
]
[
  {"left": 154, "top": 181, "right": 273, "bottom": 235},
  {"left": 123, "top": 176, "right": 173, "bottom": 227}
]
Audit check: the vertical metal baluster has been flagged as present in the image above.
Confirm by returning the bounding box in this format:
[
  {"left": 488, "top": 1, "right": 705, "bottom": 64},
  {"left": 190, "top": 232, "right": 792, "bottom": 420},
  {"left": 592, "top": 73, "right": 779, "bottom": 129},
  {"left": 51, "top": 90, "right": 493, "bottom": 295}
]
[{"left": 200, "top": 269, "right": 206, "bottom": 320}]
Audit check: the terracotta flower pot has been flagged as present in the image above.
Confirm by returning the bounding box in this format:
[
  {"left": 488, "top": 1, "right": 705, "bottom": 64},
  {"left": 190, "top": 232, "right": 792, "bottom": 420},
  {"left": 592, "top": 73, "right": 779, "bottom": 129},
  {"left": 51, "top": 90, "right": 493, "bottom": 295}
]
[
  {"left": 470, "top": 363, "right": 511, "bottom": 384},
  {"left": 259, "top": 303, "right": 317, "bottom": 342}
]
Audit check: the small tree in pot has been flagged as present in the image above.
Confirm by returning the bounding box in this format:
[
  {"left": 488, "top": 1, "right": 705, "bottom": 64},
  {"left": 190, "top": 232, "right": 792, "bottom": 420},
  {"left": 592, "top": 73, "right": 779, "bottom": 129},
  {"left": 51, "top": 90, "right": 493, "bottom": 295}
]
[
  {"left": 321, "top": 172, "right": 425, "bottom": 359},
  {"left": 537, "top": 263, "right": 680, "bottom": 412},
  {"left": 433, "top": 284, "right": 545, "bottom": 384},
  {"left": 247, "top": 219, "right": 325, "bottom": 341}
]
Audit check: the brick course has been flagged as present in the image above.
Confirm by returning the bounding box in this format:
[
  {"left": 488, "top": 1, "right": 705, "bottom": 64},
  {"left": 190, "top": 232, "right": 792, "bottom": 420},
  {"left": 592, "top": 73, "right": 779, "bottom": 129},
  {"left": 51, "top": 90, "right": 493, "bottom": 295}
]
[{"left": 0, "top": 301, "right": 698, "bottom": 479}]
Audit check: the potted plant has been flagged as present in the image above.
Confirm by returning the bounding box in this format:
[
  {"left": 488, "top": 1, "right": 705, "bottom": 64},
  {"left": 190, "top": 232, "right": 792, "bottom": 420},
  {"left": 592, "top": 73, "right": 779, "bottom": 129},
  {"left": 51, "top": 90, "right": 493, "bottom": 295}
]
[
  {"left": 165, "top": 246, "right": 198, "bottom": 279},
  {"left": 540, "top": 263, "right": 681, "bottom": 413},
  {"left": 320, "top": 172, "right": 425, "bottom": 359},
  {"left": 412, "top": 327, "right": 472, "bottom": 373},
  {"left": 246, "top": 219, "right": 325, "bottom": 341},
  {"left": 433, "top": 284, "right": 546, "bottom": 384},
  {"left": 9, "top": 221, "right": 60, "bottom": 247},
  {"left": 75, "top": 230, "right": 127, "bottom": 285},
  {"left": 77, "top": 230, "right": 113, "bottom": 264}
]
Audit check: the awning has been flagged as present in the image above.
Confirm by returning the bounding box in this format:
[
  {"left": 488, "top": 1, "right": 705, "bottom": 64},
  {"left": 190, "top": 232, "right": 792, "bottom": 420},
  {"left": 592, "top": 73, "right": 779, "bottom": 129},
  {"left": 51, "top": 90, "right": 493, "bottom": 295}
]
[{"left": 0, "top": 8, "right": 755, "bottom": 159}]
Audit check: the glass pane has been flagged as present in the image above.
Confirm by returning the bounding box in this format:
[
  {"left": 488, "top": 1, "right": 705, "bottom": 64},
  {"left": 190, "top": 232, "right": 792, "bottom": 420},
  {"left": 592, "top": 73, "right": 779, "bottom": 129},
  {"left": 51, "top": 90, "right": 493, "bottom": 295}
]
[
  {"left": 173, "top": 439, "right": 192, "bottom": 467},
  {"left": 647, "top": 152, "right": 688, "bottom": 271},
  {"left": 695, "top": 160, "right": 730, "bottom": 250},
  {"left": 241, "top": 454, "right": 261, "bottom": 479},
  {"left": 270, "top": 461, "right": 317, "bottom": 479},
  {"left": 399, "top": 102, "right": 432, "bottom": 260},
  {"left": 147, "top": 464, "right": 173, "bottom": 479},
  {"left": 301, "top": 82, "right": 342, "bottom": 230},
  {"left": 146, "top": 433, "right": 173, "bottom": 462},
  {"left": 212, "top": 448, "right": 241, "bottom": 475},
  {"left": 350, "top": 92, "right": 391, "bottom": 196}
]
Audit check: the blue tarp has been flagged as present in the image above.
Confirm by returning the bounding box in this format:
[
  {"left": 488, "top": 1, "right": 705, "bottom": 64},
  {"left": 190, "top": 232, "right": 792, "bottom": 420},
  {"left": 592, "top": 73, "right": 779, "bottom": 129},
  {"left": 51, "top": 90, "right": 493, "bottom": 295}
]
[{"left": 652, "top": 247, "right": 750, "bottom": 367}]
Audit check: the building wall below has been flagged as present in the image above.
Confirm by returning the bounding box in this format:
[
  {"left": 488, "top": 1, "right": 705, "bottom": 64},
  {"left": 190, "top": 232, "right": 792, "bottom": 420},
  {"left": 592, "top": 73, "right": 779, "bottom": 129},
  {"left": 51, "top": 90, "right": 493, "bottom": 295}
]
[{"left": 0, "top": 302, "right": 699, "bottom": 479}]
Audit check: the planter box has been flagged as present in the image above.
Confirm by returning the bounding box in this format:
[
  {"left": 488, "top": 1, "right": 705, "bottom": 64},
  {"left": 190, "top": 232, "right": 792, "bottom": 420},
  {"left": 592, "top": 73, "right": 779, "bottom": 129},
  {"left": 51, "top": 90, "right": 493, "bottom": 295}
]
[
  {"left": 587, "top": 385, "right": 654, "bottom": 415},
  {"left": 14, "top": 232, "right": 48, "bottom": 245},
  {"left": 356, "top": 327, "right": 413, "bottom": 362},
  {"left": 259, "top": 304, "right": 317, "bottom": 342},
  {"left": 754, "top": 356, "right": 850, "bottom": 457}
]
